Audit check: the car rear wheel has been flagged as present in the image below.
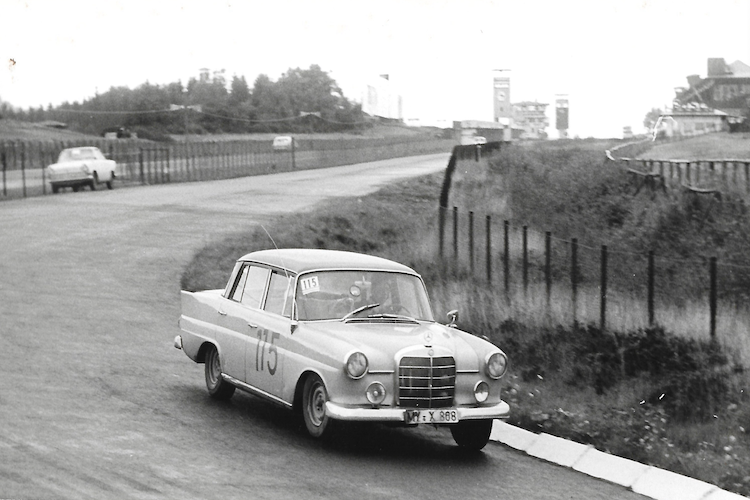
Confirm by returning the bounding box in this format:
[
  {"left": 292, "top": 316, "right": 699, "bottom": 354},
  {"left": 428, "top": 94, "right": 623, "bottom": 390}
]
[
  {"left": 204, "top": 345, "right": 235, "bottom": 400},
  {"left": 450, "top": 419, "right": 493, "bottom": 450},
  {"left": 302, "top": 374, "right": 335, "bottom": 438},
  {"left": 51, "top": 184, "right": 59, "bottom": 194}
]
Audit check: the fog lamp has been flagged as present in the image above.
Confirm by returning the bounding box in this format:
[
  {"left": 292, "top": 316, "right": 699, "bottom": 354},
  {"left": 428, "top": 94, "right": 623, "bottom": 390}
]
[
  {"left": 366, "top": 382, "right": 386, "bottom": 405},
  {"left": 345, "top": 351, "right": 368, "bottom": 379},
  {"left": 474, "top": 381, "right": 490, "bottom": 403}
]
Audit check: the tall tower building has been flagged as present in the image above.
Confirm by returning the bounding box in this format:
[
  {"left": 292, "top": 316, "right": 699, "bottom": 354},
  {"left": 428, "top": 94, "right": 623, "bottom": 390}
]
[
  {"left": 555, "top": 95, "right": 569, "bottom": 138},
  {"left": 493, "top": 71, "right": 511, "bottom": 123}
]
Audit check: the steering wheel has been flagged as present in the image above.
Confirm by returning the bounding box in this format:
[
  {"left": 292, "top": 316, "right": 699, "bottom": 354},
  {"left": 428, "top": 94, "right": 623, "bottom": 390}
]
[{"left": 331, "top": 298, "right": 353, "bottom": 318}]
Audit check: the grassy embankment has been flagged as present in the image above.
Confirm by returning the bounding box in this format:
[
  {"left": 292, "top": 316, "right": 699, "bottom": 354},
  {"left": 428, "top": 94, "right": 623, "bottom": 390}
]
[{"left": 182, "top": 135, "right": 750, "bottom": 495}]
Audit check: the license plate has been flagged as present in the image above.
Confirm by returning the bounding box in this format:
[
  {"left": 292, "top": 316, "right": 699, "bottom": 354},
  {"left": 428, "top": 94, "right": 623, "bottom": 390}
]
[{"left": 404, "top": 409, "right": 459, "bottom": 424}]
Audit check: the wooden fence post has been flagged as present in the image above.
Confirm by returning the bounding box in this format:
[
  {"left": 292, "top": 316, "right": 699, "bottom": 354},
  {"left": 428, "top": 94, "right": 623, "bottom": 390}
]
[
  {"left": 504, "top": 220, "right": 510, "bottom": 296},
  {"left": 468, "top": 211, "right": 474, "bottom": 275},
  {"left": 522, "top": 225, "right": 528, "bottom": 296},
  {"left": 438, "top": 206, "right": 445, "bottom": 259},
  {"left": 648, "top": 250, "right": 655, "bottom": 326},
  {"left": 486, "top": 215, "right": 492, "bottom": 283},
  {"left": 710, "top": 257, "right": 717, "bottom": 339},
  {"left": 545, "top": 232, "right": 551, "bottom": 308},
  {"left": 571, "top": 238, "right": 578, "bottom": 325},
  {"left": 600, "top": 245, "right": 608, "bottom": 333},
  {"left": 452, "top": 206, "right": 459, "bottom": 275}
]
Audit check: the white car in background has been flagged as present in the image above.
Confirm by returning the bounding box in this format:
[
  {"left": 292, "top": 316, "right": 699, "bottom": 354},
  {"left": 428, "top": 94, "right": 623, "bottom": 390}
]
[{"left": 47, "top": 147, "right": 117, "bottom": 193}]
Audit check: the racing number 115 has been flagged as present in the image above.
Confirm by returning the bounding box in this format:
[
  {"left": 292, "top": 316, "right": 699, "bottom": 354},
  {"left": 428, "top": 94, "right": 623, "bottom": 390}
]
[{"left": 256, "top": 328, "right": 280, "bottom": 375}]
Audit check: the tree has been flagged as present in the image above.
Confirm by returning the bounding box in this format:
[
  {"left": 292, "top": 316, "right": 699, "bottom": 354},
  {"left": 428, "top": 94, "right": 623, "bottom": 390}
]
[
  {"left": 229, "top": 75, "right": 251, "bottom": 105},
  {"left": 643, "top": 108, "right": 662, "bottom": 131}
]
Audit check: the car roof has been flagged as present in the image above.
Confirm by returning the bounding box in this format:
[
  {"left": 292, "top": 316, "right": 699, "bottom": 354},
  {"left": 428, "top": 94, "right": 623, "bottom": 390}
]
[{"left": 238, "top": 249, "right": 418, "bottom": 275}]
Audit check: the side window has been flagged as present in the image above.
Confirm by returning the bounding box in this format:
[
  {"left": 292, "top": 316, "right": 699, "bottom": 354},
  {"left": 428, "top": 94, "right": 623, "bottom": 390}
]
[
  {"left": 229, "top": 264, "right": 270, "bottom": 308},
  {"left": 230, "top": 265, "right": 250, "bottom": 302},
  {"left": 265, "top": 271, "right": 293, "bottom": 317},
  {"left": 240, "top": 266, "right": 270, "bottom": 308}
]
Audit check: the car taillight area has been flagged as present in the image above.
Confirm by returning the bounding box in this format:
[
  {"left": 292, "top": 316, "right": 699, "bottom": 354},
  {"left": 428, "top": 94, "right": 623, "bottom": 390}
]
[{"left": 397, "top": 356, "right": 456, "bottom": 408}]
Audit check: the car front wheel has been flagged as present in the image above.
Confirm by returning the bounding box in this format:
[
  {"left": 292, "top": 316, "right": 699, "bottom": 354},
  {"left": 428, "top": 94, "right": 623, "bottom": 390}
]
[
  {"left": 450, "top": 419, "right": 493, "bottom": 450},
  {"left": 302, "top": 374, "right": 335, "bottom": 438},
  {"left": 204, "top": 345, "right": 235, "bottom": 400}
]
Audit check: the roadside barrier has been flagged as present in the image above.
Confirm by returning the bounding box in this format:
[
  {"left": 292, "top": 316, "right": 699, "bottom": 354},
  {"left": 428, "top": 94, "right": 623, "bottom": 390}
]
[{"left": 0, "top": 135, "right": 456, "bottom": 200}]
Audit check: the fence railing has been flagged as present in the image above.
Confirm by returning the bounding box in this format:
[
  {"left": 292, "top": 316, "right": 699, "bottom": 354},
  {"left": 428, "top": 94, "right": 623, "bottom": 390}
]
[
  {"left": 0, "top": 135, "right": 456, "bottom": 200},
  {"left": 436, "top": 206, "right": 741, "bottom": 342},
  {"left": 606, "top": 135, "right": 750, "bottom": 198}
]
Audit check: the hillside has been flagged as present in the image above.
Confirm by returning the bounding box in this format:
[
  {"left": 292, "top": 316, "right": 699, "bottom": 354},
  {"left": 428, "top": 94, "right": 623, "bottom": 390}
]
[{"left": 0, "top": 119, "right": 102, "bottom": 142}]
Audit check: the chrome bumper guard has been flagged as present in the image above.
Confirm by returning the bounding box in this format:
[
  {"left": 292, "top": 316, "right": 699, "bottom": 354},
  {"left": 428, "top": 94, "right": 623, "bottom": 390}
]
[{"left": 324, "top": 400, "right": 510, "bottom": 423}]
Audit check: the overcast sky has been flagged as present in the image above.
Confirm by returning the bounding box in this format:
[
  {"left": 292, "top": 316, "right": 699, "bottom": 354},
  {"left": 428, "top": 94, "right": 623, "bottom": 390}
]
[{"left": 1, "top": 0, "right": 748, "bottom": 138}]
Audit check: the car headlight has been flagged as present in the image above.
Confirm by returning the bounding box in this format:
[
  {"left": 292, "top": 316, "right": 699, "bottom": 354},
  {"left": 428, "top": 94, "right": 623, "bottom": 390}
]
[
  {"left": 366, "top": 382, "right": 386, "bottom": 405},
  {"left": 474, "top": 381, "right": 489, "bottom": 403},
  {"left": 345, "top": 351, "right": 368, "bottom": 379},
  {"left": 486, "top": 352, "right": 508, "bottom": 379}
]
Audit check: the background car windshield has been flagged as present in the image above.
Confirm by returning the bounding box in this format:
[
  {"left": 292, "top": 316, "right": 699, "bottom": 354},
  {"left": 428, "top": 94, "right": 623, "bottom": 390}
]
[
  {"left": 58, "top": 149, "right": 100, "bottom": 162},
  {"left": 295, "top": 271, "right": 434, "bottom": 321}
]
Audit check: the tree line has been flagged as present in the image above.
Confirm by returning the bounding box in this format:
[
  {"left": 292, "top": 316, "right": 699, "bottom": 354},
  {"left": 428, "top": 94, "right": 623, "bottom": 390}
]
[{"left": 0, "top": 65, "right": 368, "bottom": 140}]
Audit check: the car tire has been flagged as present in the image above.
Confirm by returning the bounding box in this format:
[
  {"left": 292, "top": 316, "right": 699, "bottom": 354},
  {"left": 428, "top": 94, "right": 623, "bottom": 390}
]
[
  {"left": 450, "top": 419, "right": 493, "bottom": 450},
  {"left": 51, "top": 184, "right": 59, "bottom": 194},
  {"left": 302, "top": 374, "right": 335, "bottom": 438},
  {"left": 204, "top": 345, "right": 235, "bottom": 400}
]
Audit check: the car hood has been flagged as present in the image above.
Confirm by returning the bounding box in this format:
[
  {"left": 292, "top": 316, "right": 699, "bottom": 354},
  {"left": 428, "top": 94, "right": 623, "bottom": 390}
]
[{"left": 295, "top": 319, "right": 492, "bottom": 371}]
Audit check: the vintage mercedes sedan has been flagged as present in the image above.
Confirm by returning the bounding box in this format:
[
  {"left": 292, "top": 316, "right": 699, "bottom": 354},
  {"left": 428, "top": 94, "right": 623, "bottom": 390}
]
[
  {"left": 47, "top": 147, "right": 117, "bottom": 193},
  {"left": 175, "top": 249, "right": 510, "bottom": 450}
]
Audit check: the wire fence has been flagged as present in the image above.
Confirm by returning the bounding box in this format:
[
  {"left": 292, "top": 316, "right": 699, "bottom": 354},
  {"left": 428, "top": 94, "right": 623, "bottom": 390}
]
[
  {"left": 436, "top": 203, "right": 750, "bottom": 355},
  {"left": 0, "top": 135, "right": 456, "bottom": 200}
]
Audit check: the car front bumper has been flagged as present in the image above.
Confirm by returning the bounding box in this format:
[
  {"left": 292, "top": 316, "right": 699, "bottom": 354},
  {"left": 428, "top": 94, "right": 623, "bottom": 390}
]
[{"left": 325, "top": 400, "right": 510, "bottom": 423}]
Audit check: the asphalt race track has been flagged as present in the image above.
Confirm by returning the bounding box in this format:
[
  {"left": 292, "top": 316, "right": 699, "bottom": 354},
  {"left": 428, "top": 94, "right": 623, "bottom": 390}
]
[{"left": 0, "top": 153, "right": 648, "bottom": 499}]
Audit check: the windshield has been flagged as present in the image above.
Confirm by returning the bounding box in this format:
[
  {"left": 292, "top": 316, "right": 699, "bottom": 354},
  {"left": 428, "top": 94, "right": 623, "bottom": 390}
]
[
  {"left": 295, "top": 270, "right": 434, "bottom": 321},
  {"left": 58, "top": 148, "right": 101, "bottom": 163}
]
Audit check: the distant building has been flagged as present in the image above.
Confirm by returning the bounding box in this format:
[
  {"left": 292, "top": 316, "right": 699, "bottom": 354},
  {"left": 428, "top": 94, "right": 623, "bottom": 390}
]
[
  {"left": 673, "top": 58, "right": 749, "bottom": 130},
  {"left": 512, "top": 101, "right": 549, "bottom": 139},
  {"left": 653, "top": 109, "right": 730, "bottom": 139},
  {"left": 361, "top": 74, "right": 403, "bottom": 121}
]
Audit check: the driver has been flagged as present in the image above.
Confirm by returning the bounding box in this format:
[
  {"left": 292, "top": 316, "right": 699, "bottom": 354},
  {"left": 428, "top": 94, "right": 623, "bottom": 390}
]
[{"left": 370, "top": 276, "right": 400, "bottom": 313}]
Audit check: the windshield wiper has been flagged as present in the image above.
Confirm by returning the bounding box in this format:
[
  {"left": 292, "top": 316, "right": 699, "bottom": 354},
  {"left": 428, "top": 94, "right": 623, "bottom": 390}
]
[
  {"left": 342, "top": 303, "right": 380, "bottom": 320},
  {"left": 367, "top": 313, "right": 420, "bottom": 323}
]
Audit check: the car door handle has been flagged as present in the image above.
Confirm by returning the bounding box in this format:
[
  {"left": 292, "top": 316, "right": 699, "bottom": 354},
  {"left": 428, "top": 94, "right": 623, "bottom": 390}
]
[
  {"left": 247, "top": 323, "right": 258, "bottom": 329},
  {"left": 218, "top": 310, "right": 227, "bottom": 316}
]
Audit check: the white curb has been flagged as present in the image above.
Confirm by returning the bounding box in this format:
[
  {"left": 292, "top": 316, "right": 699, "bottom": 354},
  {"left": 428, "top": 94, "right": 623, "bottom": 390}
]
[
  {"left": 490, "top": 421, "right": 749, "bottom": 500},
  {"left": 631, "top": 467, "right": 716, "bottom": 500},
  {"left": 525, "top": 432, "right": 591, "bottom": 468},
  {"left": 573, "top": 447, "right": 650, "bottom": 488}
]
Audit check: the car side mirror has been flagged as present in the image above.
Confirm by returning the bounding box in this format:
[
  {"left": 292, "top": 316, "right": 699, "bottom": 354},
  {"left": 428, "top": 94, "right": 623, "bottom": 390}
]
[{"left": 446, "top": 309, "right": 459, "bottom": 328}]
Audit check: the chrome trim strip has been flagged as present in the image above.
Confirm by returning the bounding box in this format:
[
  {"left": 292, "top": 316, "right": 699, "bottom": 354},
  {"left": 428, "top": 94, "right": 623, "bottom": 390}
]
[
  {"left": 368, "top": 370, "right": 394, "bottom": 374},
  {"left": 221, "top": 374, "right": 293, "bottom": 409},
  {"left": 456, "top": 369, "right": 479, "bottom": 374}
]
